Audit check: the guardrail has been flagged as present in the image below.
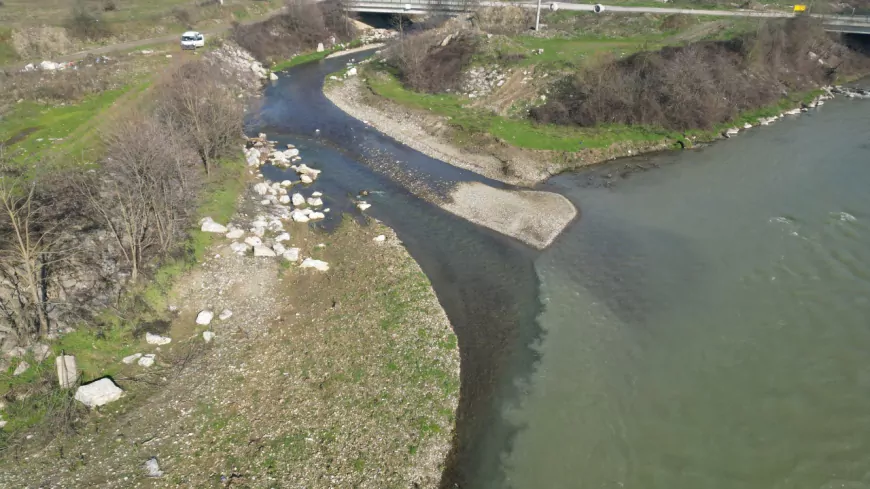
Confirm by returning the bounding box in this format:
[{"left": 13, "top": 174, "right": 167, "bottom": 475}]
[{"left": 349, "top": 0, "right": 870, "bottom": 26}]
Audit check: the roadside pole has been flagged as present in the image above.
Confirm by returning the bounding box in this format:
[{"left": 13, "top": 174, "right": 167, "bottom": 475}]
[{"left": 535, "top": 0, "right": 542, "bottom": 30}]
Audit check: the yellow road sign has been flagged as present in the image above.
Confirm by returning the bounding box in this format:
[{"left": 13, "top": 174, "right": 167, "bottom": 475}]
[{"left": 793, "top": 4, "right": 807, "bottom": 12}]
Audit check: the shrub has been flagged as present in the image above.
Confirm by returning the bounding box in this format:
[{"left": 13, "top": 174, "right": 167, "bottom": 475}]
[
  {"left": 231, "top": 0, "right": 357, "bottom": 63},
  {"left": 531, "top": 18, "right": 859, "bottom": 131},
  {"left": 11, "top": 27, "right": 73, "bottom": 59},
  {"left": 172, "top": 6, "right": 197, "bottom": 27},
  {"left": 103, "top": 0, "right": 117, "bottom": 12},
  {"left": 66, "top": 2, "right": 112, "bottom": 41},
  {"left": 388, "top": 31, "right": 478, "bottom": 93}
]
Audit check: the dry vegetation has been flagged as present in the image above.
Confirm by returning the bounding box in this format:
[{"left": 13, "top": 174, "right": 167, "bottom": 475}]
[
  {"left": 387, "top": 30, "right": 478, "bottom": 93},
  {"left": 231, "top": 0, "right": 357, "bottom": 64},
  {"left": 531, "top": 18, "right": 870, "bottom": 130}
]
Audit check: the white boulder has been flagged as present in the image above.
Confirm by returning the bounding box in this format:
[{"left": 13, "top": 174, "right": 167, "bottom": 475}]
[
  {"left": 301, "top": 258, "right": 329, "bottom": 271},
  {"left": 300, "top": 175, "right": 313, "bottom": 184},
  {"left": 201, "top": 218, "right": 228, "bottom": 234},
  {"left": 230, "top": 242, "right": 249, "bottom": 255},
  {"left": 225, "top": 228, "right": 244, "bottom": 239},
  {"left": 373, "top": 235, "right": 386, "bottom": 243},
  {"left": 253, "top": 182, "right": 270, "bottom": 195},
  {"left": 122, "top": 353, "right": 143, "bottom": 365},
  {"left": 254, "top": 245, "right": 277, "bottom": 257},
  {"left": 145, "top": 332, "right": 172, "bottom": 345},
  {"left": 273, "top": 243, "right": 287, "bottom": 255},
  {"left": 309, "top": 212, "right": 326, "bottom": 220},
  {"left": 203, "top": 331, "right": 216, "bottom": 343},
  {"left": 357, "top": 202, "right": 371, "bottom": 211},
  {"left": 307, "top": 197, "right": 323, "bottom": 207},
  {"left": 13, "top": 361, "right": 30, "bottom": 376},
  {"left": 196, "top": 310, "right": 214, "bottom": 326},
  {"left": 292, "top": 193, "right": 306, "bottom": 206},
  {"left": 346, "top": 67, "right": 358, "bottom": 77},
  {"left": 270, "top": 72, "right": 279, "bottom": 81},
  {"left": 245, "top": 236, "right": 263, "bottom": 247},
  {"left": 312, "top": 191, "right": 323, "bottom": 197},
  {"left": 145, "top": 457, "right": 163, "bottom": 478},
  {"left": 137, "top": 354, "right": 156, "bottom": 368},
  {"left": 317, "top": 42, "right": 325, "bottom": 53},
  {"left": 275, "top": 232, "right": 291, "bottom": 242},
  {"left": 219, "top": 309, "right": 233, "bottom": 320},
  {"left": 279, "top": 195, "right": 291, "bottom": 204},
  {"left": 75, "top": 378, "right": 124, "bottom": 408},
  {"left": 291, "top": 210, "right": 310, "bottom": 222}
]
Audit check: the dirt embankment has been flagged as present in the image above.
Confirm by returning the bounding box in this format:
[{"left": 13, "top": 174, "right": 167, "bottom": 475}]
[{"left": 0, "top": 180, "right": 459, "bottom": 488}]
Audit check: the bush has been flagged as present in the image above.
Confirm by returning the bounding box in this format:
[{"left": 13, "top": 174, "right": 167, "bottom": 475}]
[
  {"left": 388, "top": 31, "right": 478, "bottom": 93},
  {"left": 172, "top": 6, "right": 197, "bottom": 27},
  {"left": 231, "top": 0, "right": 356, "bottom": 63},
  {"left": 531, "top": 18, "right": 859, "bottom": 131},
  {"left": 11, "top": 27, "right": 73, "bottom": 59},
  {"left": 66, "top": 3, "right": 113, "bottom": 41},
  {"left": 103, "top": 0, "right": 117, "bottom": 12},
  {"left": 0, "top": 65, "right": 115, "bottom": 104}
]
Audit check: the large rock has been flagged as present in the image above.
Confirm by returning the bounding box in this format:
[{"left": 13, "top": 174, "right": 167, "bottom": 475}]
[
  {"left": 253, "top": 182, "right": 270, "bottom": 195},
  {"left": 254, "top": 245, "right": 277, "bottom": 257},
  {"left": 317, "top": 42, "right": 325, "bottom": 52},
  {"left": 32, "top": 343, "right": 51, "bottom": 362},
  {"left": 290, "top": 210, "right": 310, "bottom": 223},
  {"left": 275, "top": 232, "right": 291, "bottom": 243},
  {"left": 307, "top": 197, "right": 323, "bottom": 207},
  {"left": 122, "top": 353, "right": 142, "bottom": 365},
  {"left": 201, "top": 218, "right": 228, "bottom": 234},
  {"left": 244, "top": 236, "right": 263, "bottom": 247},
  {"left": 145, "top": 457, "right": 163, "bottom": 478},
  {"left": 196, "top": 310, "right": 214, "bottom": 325},
  {"left": 230, "top": 242, "right": 249, "bottom": 255},
  {"left": 309, "top": 212, "right": 326, "bottom": 220},
  {"left": 145, "top": 332, "right": 172, "bottom": 345},
  {"left": 137, "top": 354, "right": 156, "bottom": 368},
  {"left": 219, "top": 309, "right": 233, "bottom": 320},
  {"left": 273, "top": 243, "right": 287, "bottom": 255},
  {"left": 300, "top": 175, "right": 313, "bottom": 184},
  {"left": 75, "top": 378, "right": 124, "bottom": 408},
  {"left": 292, "top": 193, "right": 306, "bottom": 206},
  {"left": 226, "top": 228, "right": 244, "bottom": 240},
  {"left": 301, "top": 258, "right": 329, "bottom": 272}
]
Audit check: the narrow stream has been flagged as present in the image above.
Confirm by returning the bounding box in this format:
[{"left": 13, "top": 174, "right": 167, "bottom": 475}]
[{"left": 254, "top": 54, "right": 870, "bottom": 488}]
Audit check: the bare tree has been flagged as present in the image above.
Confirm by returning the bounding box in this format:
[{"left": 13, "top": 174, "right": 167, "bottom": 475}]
[
  {"left": 155, "top": 62, "right": 244, "bottom": 176},
  {"left": 0, "top": 178, "right": 70, "bottom": 343},
  {"left": 77, "top": 116, "right": 202, "bottom": 282}
]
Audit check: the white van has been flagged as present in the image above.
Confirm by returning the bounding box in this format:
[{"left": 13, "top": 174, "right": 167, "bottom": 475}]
[{"left": 181, "top": 31, "right": 205, "bottom": 50}]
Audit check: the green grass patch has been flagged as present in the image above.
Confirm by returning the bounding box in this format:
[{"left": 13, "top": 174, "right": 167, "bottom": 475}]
[
  {"left": 0, "top": 86, "right": 134, "bottom": 169},
  {"left": 0, "top": 27, "right": 19, "bottom": 66},
  {"left": 271, "top": 39, "right": 365, "bottom": 72}
]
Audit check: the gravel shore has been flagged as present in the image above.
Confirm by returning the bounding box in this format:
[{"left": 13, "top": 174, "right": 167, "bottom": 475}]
[{"left": 325, "top": 76, "right": 577, "bottom": 249}]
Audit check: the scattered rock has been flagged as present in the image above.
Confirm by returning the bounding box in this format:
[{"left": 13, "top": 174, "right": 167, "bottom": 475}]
[
  {"left": 230, "top": 242, "right": 249, "bottom": 255},
  {"left": 137, "top": 354, "right": 156, "bottom": 368},
  {"left": 244, "top": 236, "right": 263, "bottom": 247},
  {"left": 13, "top": 361, "right": 30, "bottom": 376},
  {"left": 317, "top": 42, "right": 325, "bottom": 53},
  {"left": 357, "top": 201, "right": 371, "bottom": 211},
  {"left": 218, "top": 309, "right": 233, "bottom": 321},
  {"left": 309, "top": 212, "right": 326, "bottom": 220},
  {"left": 373, "top": 235, "right": 386, "bottom": 243},
  {"left": 122, "top": 353, "right": 143, "bottom": 365},
  {"left": 307, "top": 197, "right": 323, "bottom": 207},
  {"left": 279, "top": 195, "right": 291, "bottom": 204},
  {"left": 301, "top": 258, "right": 330, "bottom": 272},
  {"left": 253, "top": 182, "right": 270, "bottom": 195},
  {"left": 196, "top": 310, "right": 215, "bottom": 326},
  {"left": 275, "top": 232, "right": 291, "bottom": 242},
  {"left": 146, "top": 332, "right": 172, "bottom": 345},
  {"left": 203, "top": 331, "right": 216, "bottom": 343},
  {"left": 144, "top": 457, "right": 163, "bottom": 478},
  {"left": 291, "top": 209, "right": 310, "bottom": 222},
  {"left": 292, "top": 193, "right": 306, "bottom": 206},
  {"left": 74, "top": 378, "right": 124, "bottom": 408},
  {"left": 723, "top": 127, "right": 740, "bottom": 138},
  {"left": 283, "top": 248, "right": 301, "bottom": 262},
  {"left": 254, "top": 245, "right": 277, "bottom": 257},
  {"left": 273, "top": 243, "right": 287, "bottom": 255},
  {"left": 225, "top": 228, "right": 244, "bottom": 239},
  {"left": 346, "top": 67, "right": 358, "bottom": 77},
  {"left": 269, "top": 72, "right": 279, "bottom": 81},
  {"left": 300, "top": 175, "right": 313, "bottom": 184},
  {"left": 200, "top": 217, "right": 228, "bottom": 234}
]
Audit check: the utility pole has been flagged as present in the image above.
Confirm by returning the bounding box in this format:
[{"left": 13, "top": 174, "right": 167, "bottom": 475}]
[{"left": 535, "top": 0, "right": 542, "bottom": 31}]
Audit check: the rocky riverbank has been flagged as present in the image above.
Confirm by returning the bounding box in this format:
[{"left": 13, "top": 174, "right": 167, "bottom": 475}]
[{"left": 0, "top": 137, "right": 459, "bottom": 488}]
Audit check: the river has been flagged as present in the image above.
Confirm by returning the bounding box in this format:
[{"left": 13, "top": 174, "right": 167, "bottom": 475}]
[{"left": 255, "top": 56, "right": 870, "bottom": 489}]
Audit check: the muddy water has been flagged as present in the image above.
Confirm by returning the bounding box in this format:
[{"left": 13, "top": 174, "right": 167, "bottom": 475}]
[{"left": 256, "top": 55, "right": 870, "bottom": 489}]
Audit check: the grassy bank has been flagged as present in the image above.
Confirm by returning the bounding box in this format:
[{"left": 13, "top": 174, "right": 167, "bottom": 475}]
[{"left": 271, "top": 39, "right": 365, "bottom": 72}]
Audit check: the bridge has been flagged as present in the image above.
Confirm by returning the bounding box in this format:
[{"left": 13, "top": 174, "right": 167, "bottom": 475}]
[{"left": 347, "top": 0, "right": 870, "bottom": 34}]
